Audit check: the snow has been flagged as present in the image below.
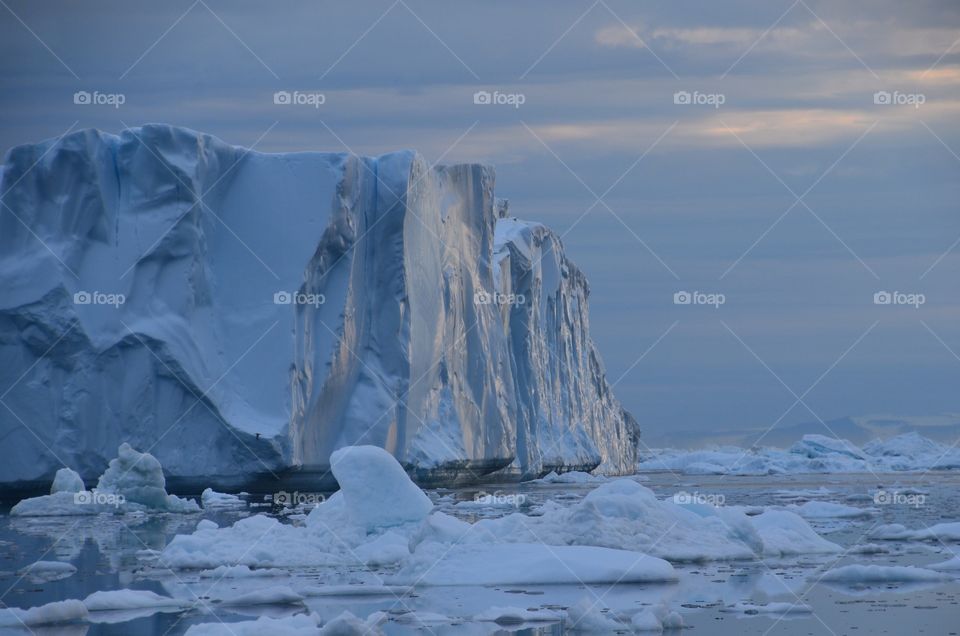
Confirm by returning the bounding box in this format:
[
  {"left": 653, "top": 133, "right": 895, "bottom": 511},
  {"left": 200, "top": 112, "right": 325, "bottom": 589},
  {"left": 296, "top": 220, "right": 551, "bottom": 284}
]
[
  {"left": 50, "top": 468, "right": 85, "bottom": 493},
  {"left": 818, "top": 564, "right": 951, "bottom": 583},
  {"left": 640, "top": 432, "right": 960, "bottom": 475},
  {"left": 16, "top": 560, "right": 77, "bottom": 582},
  {"left": 0, "top": 124, "right": 638, "bottom": 489},
  {"left": 83, "top": 589, "right": 186, "bottom": 611},
  {"left": 0, "top": 599, "right": 88, "bottom": 627}
]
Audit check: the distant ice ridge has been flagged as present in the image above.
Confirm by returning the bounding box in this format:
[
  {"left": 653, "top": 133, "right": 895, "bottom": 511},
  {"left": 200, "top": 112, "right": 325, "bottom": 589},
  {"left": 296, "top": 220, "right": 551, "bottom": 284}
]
[
  {"left": 0, "top": 125, "right": 638, "bottom": 488},
  {"left": 639, "top": 432, "right": 960, "bottom": 475}
]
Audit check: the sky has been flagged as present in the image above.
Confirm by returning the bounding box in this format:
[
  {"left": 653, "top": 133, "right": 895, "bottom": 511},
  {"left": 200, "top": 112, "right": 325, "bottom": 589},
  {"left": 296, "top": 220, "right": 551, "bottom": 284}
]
[{"left": 1, "top": 0, "right": 958, "bottom": 446}]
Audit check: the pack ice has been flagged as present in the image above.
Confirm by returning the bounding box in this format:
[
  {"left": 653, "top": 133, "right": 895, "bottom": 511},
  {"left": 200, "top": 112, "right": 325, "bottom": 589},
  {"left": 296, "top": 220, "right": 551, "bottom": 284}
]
[{"left": 0, "top": 125, "right": 640, "bottom": 489}]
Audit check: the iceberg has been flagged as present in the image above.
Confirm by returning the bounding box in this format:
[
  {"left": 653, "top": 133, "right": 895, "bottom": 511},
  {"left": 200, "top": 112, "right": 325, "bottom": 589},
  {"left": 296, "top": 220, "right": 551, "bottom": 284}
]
[
  {"left": 640, "top": 432, "right": 960, "bottom": 475},
  {"left": 0, "top": 124, "right": 639, "bottom": 490}
]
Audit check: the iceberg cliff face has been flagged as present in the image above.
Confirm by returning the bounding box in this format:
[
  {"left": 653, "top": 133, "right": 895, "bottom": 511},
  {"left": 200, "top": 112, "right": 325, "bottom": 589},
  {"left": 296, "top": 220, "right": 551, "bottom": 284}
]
[{"left": 0, "top": 125, "right": 639, "bottom": 489}]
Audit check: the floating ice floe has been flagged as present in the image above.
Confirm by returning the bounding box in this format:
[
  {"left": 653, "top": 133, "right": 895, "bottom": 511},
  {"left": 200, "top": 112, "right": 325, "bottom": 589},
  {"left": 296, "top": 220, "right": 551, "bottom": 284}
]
[
  {"left": 0, "top": 599, "right": 88, "bottom": 627},
  {"left": 720, "top": 601, "right": 813, "bottom": 615},
  {"left": 535, "top": 470, "right": 607, "bottom": 484},
  {"left": 818, "top": 564, "right": 951, "bottom": 583},
  {"left": 82, "top": 589, "right": 188, "bottom": 611},
  {"left": 929, "top": 553, "right": 960, "bottom": 570},
  {"left": 641, "top": 432, "right": 960, "bottom": 475},
  {"left": 473, "top": 606, "right": 562, "bottom": 624},
  {"left": 11, "top": 443, "right": 199, "bottom": 516},
  {"left": 790, "top": 501, "right": 874, "bottom": 519},
  {"left": 16, "top": 560, "right": 77, "bottom": 582},
  {"left": 200, "top": 488, "right": 245, "bottom": 509},
  {"left": 183, "top": 610, "right": 385, "bottom": 635},
  {"left": 197, "top": 565, "right": 287, "bottom": 578},
  {"left": 159, "top": 444, "right": 841, "bottom": 592},
  {"left": 869, "top": 522, "right": 960, "bottom": 542}
]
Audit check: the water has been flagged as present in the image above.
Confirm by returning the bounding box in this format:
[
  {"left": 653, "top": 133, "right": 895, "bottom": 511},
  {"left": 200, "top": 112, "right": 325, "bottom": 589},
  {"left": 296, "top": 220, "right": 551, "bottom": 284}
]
[{"left": 2, "top": 472, "right": 958, "bottom": 634}]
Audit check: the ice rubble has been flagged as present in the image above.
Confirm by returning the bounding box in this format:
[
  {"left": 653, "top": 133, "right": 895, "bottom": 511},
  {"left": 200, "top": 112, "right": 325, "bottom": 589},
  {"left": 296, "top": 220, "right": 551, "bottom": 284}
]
[
  {"left": 641, "top": 432, "right": 960, "bottom": 475},
  {"left": 161, "top": 444, "right": 839, "bottom": 584},
  {"left": 0, "top": 124, "right": 638, "bottom": 490},
  {"left": 10, "top": 443, "right": 199, "bottom": 515}
]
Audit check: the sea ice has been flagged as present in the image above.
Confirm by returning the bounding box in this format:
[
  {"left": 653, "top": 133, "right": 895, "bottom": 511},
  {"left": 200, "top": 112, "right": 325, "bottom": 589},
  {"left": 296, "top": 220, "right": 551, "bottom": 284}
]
[
  {"left": 16, "top": 560, "right": 77, "bottom": 582},
  {"left": 819, "top": 564, "right": 950, "bottom": 583},
  {"left": 0, "top": 599, "right": 88, "bottom": 627}
]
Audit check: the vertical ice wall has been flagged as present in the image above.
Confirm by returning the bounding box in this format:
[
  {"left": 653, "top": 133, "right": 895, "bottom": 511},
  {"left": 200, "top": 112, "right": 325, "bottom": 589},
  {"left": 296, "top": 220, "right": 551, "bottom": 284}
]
[{"left": 0, "top": 125, "right": 639, "bottom": 489}]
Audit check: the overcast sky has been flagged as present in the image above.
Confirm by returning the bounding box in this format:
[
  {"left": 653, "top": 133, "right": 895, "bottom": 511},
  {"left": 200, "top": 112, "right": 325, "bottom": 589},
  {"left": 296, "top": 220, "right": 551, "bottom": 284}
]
[{"left": 1, "top": 0, "right": 958, "bottom": 446}]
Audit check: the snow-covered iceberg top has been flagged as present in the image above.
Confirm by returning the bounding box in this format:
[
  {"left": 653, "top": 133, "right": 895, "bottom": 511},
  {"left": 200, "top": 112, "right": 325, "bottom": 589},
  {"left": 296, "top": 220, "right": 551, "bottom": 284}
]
[{"left": 0, "top": 124, "right": 638, "bottom": 489}]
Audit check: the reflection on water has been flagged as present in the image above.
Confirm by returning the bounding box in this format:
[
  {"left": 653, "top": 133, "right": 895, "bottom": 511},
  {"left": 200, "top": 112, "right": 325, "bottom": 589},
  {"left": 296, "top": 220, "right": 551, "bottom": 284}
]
[{"left": 1, "top": 472, "right": 959, "bottom": 634}]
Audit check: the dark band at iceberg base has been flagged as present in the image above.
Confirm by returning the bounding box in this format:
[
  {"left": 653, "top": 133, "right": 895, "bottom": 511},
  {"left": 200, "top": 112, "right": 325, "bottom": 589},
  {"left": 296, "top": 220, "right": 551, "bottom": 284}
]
[{"left": 0, "top": 124, "right": 639, "bottom": 493}]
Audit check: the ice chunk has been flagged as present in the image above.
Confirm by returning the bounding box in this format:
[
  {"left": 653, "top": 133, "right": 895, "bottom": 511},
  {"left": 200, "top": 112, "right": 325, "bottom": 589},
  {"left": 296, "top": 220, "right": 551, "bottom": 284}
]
[
  {"left": 474, "top": 606, "right": 562, "bottom": 624},
  {"left": 16, "top": 560, "right": 77, "bottom": 582},
  {"left": 200, "top": 488, "right": 244, "bottom": 509},
  {"left": 720, "top": 601, "right": 812, "bottom": 615},
  {"left": 392, "top": 543, "right": 677, "bottom": 586},
  {"left": 869, "top": 522, "right": 960, "bottom": 542},
  {"left": 198, "top": 565, "right": 287, "bottom": 578},
  {"left": 750, "top": 510, "right": 842, "bottom": 555},
  {"left": 819, "top": 564, "right": 950, "bottom": 583},
  {"left": 218, "top": 586, "right": 304, "bottom": 606},
  {"left": 51, "top": 468, "right": 85, "bottom": 494},
  {"left": 328, "top": 445, "right": 433, "bottom": 532},
  {"left": 791, "top": 501, "right": 873, "bottom": 519},
  {"left": 83, "top": 589, "right": 186, "bottom": 611},
  {"left": 97, "top": 443, "right": 199, "bottom": 512},
  {"left": 0, "top": 599, "right": 88, "bottom": 627},
  {"left": 184, "top": 613, "right": 324, "bottom": 635},
  {"left": 564, "top": 598, "right": 622, "bottom": 631}
]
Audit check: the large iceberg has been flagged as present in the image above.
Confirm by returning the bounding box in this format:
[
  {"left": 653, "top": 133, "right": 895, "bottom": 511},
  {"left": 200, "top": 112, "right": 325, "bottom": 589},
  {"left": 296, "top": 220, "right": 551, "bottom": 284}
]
[{"left": 0, "top": 124, "right": 639, "bottom": 490}]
